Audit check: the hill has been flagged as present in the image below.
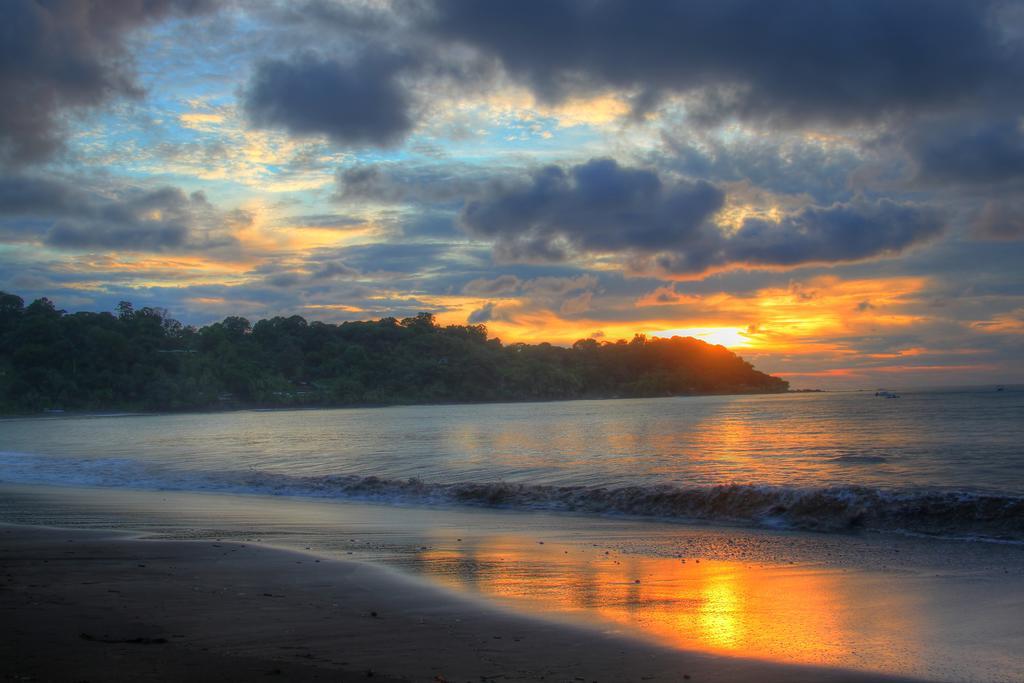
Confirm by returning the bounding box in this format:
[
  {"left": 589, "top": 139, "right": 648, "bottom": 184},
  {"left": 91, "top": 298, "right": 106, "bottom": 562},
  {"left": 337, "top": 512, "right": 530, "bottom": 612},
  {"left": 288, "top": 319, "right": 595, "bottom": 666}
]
[{"left": 0, "top": 292, "right": 787, "bottom": 413}]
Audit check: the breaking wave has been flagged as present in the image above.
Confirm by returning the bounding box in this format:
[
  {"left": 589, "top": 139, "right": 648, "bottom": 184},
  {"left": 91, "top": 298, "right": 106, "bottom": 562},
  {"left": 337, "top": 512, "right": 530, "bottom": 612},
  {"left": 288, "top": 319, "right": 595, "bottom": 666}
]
[{"left": 2, "top": 450, "right": 1022, "bottom": 542}]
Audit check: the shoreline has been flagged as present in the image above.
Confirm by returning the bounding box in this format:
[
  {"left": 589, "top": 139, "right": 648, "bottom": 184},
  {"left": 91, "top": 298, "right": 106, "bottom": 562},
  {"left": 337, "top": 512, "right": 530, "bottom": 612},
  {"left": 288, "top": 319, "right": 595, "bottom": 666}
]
[
  {"left": 1, "top": 522, "right": 927, "bottom": 683},
  {"left": 0, "top": 387, "right": 798, "bottom": 420},
  {"left": 7, "top": 383, "right": 1020, "bottom": 421},
  {"left": 2, "top": 463, "right": 1021, "bottom": 545}
]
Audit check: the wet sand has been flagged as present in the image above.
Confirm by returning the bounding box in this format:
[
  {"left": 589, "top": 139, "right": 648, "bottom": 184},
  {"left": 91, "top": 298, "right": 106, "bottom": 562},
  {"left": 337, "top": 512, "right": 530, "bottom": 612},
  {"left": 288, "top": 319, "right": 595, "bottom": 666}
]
[
  {"left": 0, "top": 523, "right": 930, "bottom": 683},
  {"left": 3, "top": 483, "right": 1023, "bottom": 681}
]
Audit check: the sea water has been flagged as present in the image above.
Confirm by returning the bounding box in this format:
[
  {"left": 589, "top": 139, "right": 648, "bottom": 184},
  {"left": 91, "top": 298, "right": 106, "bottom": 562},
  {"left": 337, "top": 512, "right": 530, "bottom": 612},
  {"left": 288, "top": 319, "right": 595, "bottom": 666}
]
[
  {"left": 1, "top": 386, "right": 1022, "bottom": 541},
  {"left": 0, "top": 387, "right": 1019, "bottom": 540},
  {"left": 2, "top": 387, "right": 1023, "bottom": 681}
]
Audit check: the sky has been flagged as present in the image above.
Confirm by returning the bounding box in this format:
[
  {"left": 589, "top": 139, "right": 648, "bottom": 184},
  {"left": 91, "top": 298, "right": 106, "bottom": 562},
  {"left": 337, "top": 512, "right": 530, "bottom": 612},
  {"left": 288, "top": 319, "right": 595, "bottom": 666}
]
[{"left": 1, "top": 0, "right": 1023, "bottom": 389}]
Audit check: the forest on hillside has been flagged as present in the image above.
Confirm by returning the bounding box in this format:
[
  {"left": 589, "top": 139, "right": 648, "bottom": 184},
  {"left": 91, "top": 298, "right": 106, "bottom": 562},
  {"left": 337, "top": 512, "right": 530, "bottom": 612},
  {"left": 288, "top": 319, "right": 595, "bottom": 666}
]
[{"left": 0, "top": 291, "right": 788, "bottom": 413}]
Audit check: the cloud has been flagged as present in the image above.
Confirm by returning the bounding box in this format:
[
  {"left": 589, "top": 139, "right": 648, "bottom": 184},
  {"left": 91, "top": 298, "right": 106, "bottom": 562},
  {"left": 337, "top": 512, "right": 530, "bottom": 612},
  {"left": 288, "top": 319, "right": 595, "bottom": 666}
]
[
  {"left": 317, "top": 242, "right": 460, "bottom": 277},
  {"left": 0, "top": 174, "right": 237, "bottom": 252},
  {"left": 521, "top": 274, "right": 598, "bottom": 297},
  {"left": 657, "top": 199, "right": 944, "bottom": 274},
  {"left": 0, "top": 0, "right": 216, "bottom": 166},
  {"left": 310, "top": 261, "right": 358, "bottom": 280},
  {"left": 334, "top": 162, "right": 495, "bottom": 205},
  {"left": 907, "top": 117, "right": 1024, "bottom": 186},
  {"left": 277, "top": 213, "right": 366, "bottom": 230},
  {"left": 245, "top": 257, "right": 360, "bottom": 289},
  {"left": 269, "top": 0, "right": 400, "bottom": 36},
  {"left": 973, "top": 198, "right": 1024, "bottom": 240},
  {"left": 243, "top": 50, "right": 414, "bottom": 147},
  {"left": 972, "top": 308, "right": 1024, "bottom": 335},
  {"left": 658, "top": 131, "right": 863, "bottom": 204},
  {"left": 512, "top": 274, "right": 600, "bottom": 320},
  {"left": 425, "top": 0, "right": 1021, "bottom": 127},
  {"left": 559, "top": 290, "right": 592, "bottom": 315},
  {"left": 635, "top": 285, "right": 701, "bottom": 307},
  {"left": 398, "top": 212, "right": 461, "bottom": 238},
  {"left": 462, "top": 274, "right": 520, "bottom": 296},
  {"left": 264, "top": 271, "right": 303, "bottom": 288},
  {"left": 460, "top": 157, "right": 725, "bottom": 261},
  {"left": 468, "top": 301, "right": 495, "bottom": 323},
  {"left": 453, "top": 157, "right": 942, "bottom": 274},
  {"left": 461, "top": 274, "right": 601, "bottom": 327}
]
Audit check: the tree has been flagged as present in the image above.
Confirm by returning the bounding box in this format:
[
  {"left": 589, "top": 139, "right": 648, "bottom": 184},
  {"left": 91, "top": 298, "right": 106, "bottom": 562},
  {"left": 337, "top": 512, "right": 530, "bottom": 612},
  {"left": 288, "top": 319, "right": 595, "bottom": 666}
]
[{"left": 0, "top": 290, "right": 788, "bottom": 413}]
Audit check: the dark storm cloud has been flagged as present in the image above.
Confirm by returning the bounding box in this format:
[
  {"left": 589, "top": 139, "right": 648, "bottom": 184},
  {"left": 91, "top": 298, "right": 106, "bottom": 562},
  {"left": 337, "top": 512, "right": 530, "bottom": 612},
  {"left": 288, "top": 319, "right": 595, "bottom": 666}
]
[
  {"left": 658, "top": 199, "right": 944, "bottom": 274},
  {"left": 0, "top": 174, "right": 236, "bottom": 252},
  {"left": 425, "top": 0, "right": 1021, "bottom": 126},
  {"left": 454, "top": 157, "right": 942, "bottom": 273},
  {"left": 243, "top": 51, "right": 414, "bottom": 147},
  {"left": 907, "top": 118, "right": 1024, "bottom": 186},
  {"left": 729, "top": 200, "right": 945, "bottom": 265},
  {"left": 0, "top": 0, "right": 216, "bottom": 166},
  {"left": 460, "top": 158, "right": 725, "bottom": 261},
  {"left": 270, "top": 0, "right": 400, "bottom": 35}
]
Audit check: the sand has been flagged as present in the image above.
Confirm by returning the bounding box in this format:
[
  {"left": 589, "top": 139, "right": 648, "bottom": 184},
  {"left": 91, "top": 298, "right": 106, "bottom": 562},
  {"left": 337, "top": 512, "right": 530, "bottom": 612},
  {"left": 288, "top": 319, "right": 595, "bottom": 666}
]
[{"left": 0, "top": 523, "right": 928, "bottom": 683}]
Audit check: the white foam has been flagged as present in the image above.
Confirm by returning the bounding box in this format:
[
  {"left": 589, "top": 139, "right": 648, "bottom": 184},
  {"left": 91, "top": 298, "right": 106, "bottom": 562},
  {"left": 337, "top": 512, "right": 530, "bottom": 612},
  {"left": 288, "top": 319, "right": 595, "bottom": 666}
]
[{"left": 2, "top": 450, "right": 1021, "bottom": 542}]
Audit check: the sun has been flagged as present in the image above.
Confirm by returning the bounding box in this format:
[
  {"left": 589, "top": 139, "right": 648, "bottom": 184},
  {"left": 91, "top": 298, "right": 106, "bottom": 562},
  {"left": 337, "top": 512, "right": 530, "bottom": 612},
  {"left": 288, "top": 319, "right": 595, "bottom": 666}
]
[{"left": 651, "top": 327, "right": 751, "bottom": 348}]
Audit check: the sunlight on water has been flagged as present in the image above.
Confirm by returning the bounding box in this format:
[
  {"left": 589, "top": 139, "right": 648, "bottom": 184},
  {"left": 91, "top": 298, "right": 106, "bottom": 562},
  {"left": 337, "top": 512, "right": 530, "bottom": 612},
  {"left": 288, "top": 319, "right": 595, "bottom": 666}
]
[
  {"left": 3, "top": 389, "right": 1020, "bottom": 493},
  {"left": 1, "top": 389, "right": 1022, "bottom": 539}
]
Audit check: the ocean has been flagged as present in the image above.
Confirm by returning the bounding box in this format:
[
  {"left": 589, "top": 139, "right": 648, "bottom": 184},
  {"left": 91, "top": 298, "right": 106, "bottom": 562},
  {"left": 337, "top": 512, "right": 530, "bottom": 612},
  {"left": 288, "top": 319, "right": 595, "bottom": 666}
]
[
  {"left": 2, "top": 387, "right": 1022, "bottom": 542},
  {"left": 2, "top": 387, "right": 1023, "bottom": 681}
]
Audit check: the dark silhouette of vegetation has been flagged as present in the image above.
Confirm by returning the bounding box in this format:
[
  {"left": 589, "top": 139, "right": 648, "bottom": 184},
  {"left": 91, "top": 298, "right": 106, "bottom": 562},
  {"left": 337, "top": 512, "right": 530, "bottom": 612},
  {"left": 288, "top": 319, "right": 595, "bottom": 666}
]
[{"left": 0, "top": 291, "right": 787, "bottom": 413}]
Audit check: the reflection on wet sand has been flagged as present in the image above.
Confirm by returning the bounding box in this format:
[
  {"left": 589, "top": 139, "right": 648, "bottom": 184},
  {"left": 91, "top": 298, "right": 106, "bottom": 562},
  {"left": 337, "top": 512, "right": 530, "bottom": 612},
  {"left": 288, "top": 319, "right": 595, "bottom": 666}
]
[
  {"left": 407, "top": 537, "right": 921, "bottom": 674},
  {"left": 3, "top": 483, "right": 1020, "bottom": 681}
]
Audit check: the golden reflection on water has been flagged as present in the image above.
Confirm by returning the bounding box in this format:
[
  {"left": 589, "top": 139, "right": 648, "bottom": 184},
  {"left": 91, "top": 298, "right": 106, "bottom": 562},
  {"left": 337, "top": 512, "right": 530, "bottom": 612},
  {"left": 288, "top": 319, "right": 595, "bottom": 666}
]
[
  {"left": 411, "top": 539, "right": 920, "bottom": 672},
  {"left": 442, "top": 393, "right": 925, "bottom": 488}
]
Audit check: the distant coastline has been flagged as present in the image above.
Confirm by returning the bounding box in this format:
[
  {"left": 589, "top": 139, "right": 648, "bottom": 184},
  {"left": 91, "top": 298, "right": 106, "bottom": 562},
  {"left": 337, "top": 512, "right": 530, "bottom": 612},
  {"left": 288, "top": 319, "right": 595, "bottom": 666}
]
[
  {"left": 0, "top": 291, "right": 787, "bottom": 414},
  {"left": 1, "top": 388, "right": 793, "bottom": 420}
]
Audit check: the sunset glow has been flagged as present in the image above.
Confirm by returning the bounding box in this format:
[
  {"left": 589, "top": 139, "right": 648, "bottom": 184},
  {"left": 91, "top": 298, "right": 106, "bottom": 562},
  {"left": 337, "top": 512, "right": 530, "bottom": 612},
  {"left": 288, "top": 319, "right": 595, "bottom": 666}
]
[
  {"left": 0, "top": 1, "right": 1021, "bottom": 391},
  {"left": 412, "top": 539, "right": 924, "bottom": 675},
  {"left": 652, "top": 327, "right": 751, "bottom": 348},
  {"left": 3, "top": 5, "right": 1023, "bottom": 683}
]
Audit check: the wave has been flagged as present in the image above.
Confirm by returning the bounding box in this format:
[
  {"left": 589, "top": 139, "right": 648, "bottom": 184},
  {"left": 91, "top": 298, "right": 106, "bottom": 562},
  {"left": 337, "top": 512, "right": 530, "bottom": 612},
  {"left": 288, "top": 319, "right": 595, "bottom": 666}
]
[{"left": 1, "top": 451, "right": 1022, "bottom": 542}]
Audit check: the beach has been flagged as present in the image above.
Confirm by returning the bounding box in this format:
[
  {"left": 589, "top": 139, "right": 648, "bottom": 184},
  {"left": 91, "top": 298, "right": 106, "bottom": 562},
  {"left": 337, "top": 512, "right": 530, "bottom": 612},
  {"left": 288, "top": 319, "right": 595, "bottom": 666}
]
[
  {"left": 4, "top": 1, "right": 1023, "bottom": 677},
  {"left": 2, "top": 522, "right": 938, "bottom": 683},
  {"left": 5, "top": 0, "right": 1024, "bottom": 678},
  {"left": 1, "top": 392, "right": 1022, "bottom": 681},
  {"left": 2, "top": 482, "right": 1023, "bottom": 682}
]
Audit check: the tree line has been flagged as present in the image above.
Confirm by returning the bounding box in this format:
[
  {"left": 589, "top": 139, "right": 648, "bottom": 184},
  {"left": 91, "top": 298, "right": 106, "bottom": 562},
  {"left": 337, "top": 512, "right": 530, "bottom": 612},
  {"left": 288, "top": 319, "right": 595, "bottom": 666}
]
[{"left": 0, "top": 291, "right": 788, "bottom": 413}]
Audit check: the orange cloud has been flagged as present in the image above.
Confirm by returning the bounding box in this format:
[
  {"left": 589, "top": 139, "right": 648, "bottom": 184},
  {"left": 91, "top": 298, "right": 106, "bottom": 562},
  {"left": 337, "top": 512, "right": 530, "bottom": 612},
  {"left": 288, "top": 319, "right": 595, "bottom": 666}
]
[
  {"left": 871, "top": 363, "right": 998, "bottom": 373},
  {"left": 777, "top": 368, "right": 864, "bottom": 378},
  {"left": 635, "top": 285, "right": 704, "bottom": 307},
  {"left": 304, "top": 303, "right": 365, "bottom": 313},
  {"left": 443, "top": 275, "right": 934, "bottom": 360},
  {"left": 971, "top": 309, "right": 1024, "bottom": 334}
]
